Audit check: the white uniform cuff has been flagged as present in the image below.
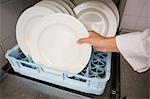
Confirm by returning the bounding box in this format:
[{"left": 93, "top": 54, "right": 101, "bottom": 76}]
[{"left": 116, "top": 32, "right": 148, "bottom": 73}]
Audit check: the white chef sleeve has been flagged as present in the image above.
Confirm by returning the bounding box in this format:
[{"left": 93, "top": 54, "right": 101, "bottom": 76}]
[{"left": 116, "top": 28, "right": 150, "bottom": 73}]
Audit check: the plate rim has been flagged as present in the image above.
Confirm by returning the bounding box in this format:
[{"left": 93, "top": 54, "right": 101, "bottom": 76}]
[
  {"left": 76, "top": 8, "right": 109, "bottom": 36},
  {"left": 28, "top": 13, "right": 92, "bottom": 75},
  {"left": 62, "top": 0, "right": 76, "bottom": 9},
  {"left": 16, "top": 6, "right": 55, "bottom": 57},
  {"left": 35, "top": 1, "right": 63, "bottom": 13},
  {"left": 73, "top": 0, "right": 119, "bottom": 25},
  {"left": 35, "top": 0, "right": 70, "bottom": 14},
  {"left": 43, "top": 0, "right": 75, "bottom": 16}
]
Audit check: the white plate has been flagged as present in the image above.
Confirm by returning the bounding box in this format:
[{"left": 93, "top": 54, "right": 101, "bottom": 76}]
[
  {"left": 29, "top": 13, "right": 92, "bottom": 75},
  {"left": 36, "top": 1, "right": 70, "bottom": 14},
  {"left": 43, "top": 0, "right": 75, "bottom": 16},
  {"left": 35, "top": 1, "right": 63, "bottom": 13},
  {"left": 73, "top": 0, "right": 119, "bottom": 25},
  {"left": 73, "top": 1, "right": 118, "bottom": 37},
  {"left": 99, "top": 0, "right": 119, "bottom": 25},
  {"left": 76, "top": 8, "right": 109, "bottom": 35},
  {"left": 63, "top": 0, "right": 75, "bottom": 9},
  {"left": 16, "top": 6, "right": 55, "bottom": 57},
  {"left": 73, "top": 0, "right": 88, "bottom": 5}
]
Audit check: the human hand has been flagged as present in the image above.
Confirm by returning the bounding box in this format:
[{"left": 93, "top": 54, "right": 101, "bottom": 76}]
[{"left": 78, "top": 31, "right": 119, "bottom": 52}]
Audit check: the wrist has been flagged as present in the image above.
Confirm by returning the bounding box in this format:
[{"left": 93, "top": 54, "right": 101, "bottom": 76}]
[{"left": 105, "top": 37, "right": 119, "bottom": 52}]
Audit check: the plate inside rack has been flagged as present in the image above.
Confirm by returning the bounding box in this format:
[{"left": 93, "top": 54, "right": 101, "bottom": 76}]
[
  {"left": 73, "top": 1, "right": 118, "bottom": 37},
  {"left": 16, "top": 6, "right": 55, "bottom": 57},
  {"left": 29, "top": 13, "right": 92, "bottom": 75}
]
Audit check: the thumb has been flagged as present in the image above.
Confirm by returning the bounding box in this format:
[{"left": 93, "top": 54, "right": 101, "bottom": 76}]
[{"left": 78, "top": 37, "right": 91, "bottom": 44}]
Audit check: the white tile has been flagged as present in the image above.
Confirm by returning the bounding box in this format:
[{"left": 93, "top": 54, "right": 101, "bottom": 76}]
[
  {"left": 120, "top": 15, "right": 139, "bottom": 30},
  {"left": 1, "top": 34, "right": 17, "bottom": 53},
  {"left": 135, "top": 17, "right": 150, "bottom": 31},
  {"left": 0, "top": 1, "right": 18, "bottom": 42},
  {"left": 140, "top": 0, "right": 150, "bottom": 18},
  {"left": 0, "top": 46, "right": 7, "bottom": 68},
  {"left": 125, "top": 0, "right": 146, "bottom": 16}
]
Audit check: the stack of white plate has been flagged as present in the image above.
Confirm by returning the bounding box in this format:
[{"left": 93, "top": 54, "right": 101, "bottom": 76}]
[
  {"left": 16, "top": 0, "right": 119, "bottom": 75},
  {"left": 73, "top": 0, "right": 119, "bottom": 36}
]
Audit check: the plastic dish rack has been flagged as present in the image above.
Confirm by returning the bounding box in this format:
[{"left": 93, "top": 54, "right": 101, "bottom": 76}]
[{"left": 5, "top": 45, "right": 111, "bottom": 95}]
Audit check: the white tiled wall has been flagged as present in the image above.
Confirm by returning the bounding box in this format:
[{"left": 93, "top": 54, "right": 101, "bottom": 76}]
[
  {"left": 0, "top": 0, "right": 39, "bottom": 68},
  {"left": 120, "top": 0, "right": 150, "bottom": 31}
]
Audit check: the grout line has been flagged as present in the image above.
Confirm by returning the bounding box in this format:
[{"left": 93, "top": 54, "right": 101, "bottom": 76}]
[
  {"left": 0, "top": 44, "right": 5, "bottom": 55},
  {"left": 0, "top": 33, "right": 16, "bottom": 53},
  {"left": 0, "top": 33, "right": 16, "bottom": 43},
  {"left": 0, "top": 33, "right": 17, "bottom": 54}
]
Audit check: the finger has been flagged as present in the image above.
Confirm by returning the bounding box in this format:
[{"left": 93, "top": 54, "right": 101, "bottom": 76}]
[{"left": 78, "top": 38, "right": 91, "bottom": 44}]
